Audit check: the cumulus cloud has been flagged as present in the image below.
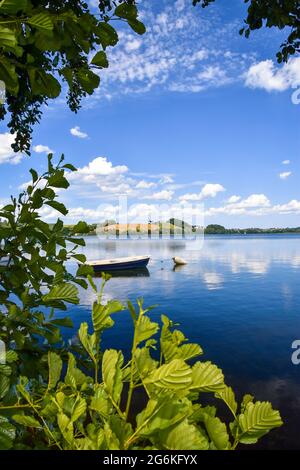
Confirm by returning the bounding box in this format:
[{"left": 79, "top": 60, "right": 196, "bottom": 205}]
[
  {"left": 180, "top": 183, "right": 225, "bottom": 201},
  {"left": 33, "top": 144, "right": 53, "bottom": 154},
  {"left": 235, "top": 194, "right": 271, "bottom": 208},
  {"left": 70, "top": 126, "right": 88, "bottom": 139},
  {"left": 71, "top": 157, "right": 128, "bottom": 178},
  {"left": 245, "top": 58, "right": 300, "bottom": 92},
  {"left": 279, "top": 171, "right": 292, "bottom": 180},
  {"left": 282, "top": 160, "right": 291, "bottom": 165},
  {"left": 0, "top": 133, "right": 22, "bottom": 165}
]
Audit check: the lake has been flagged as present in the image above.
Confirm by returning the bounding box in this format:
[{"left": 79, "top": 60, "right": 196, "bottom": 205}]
[{"left": 63, "top": 234, "right": 300, "bottom": 450}]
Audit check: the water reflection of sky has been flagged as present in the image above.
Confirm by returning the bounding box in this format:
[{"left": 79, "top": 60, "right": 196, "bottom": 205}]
[{"left": 63, "top": 235, "right": 300, "bottom": 449}]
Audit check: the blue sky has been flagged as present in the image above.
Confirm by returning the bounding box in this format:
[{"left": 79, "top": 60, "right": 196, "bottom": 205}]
[{"left": 1, "top": 0, "right": 300, "bottom": 228}]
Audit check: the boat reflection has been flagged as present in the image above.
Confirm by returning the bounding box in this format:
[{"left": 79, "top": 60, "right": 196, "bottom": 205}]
[{"left": 92, "top": 267, "right": 150, "bottom": 278}]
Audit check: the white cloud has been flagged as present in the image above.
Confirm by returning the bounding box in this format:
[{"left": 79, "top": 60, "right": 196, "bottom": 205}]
[
  {"left": 282, "top": 160, "right": 291, "bottom": 165},
  {"left": 159, "top": 175, "right": 174, "bottom": 185},
  {"left": 125, "top": 38, "right": 142, "bottom": 52},
  {"left": 236, "top": 194, "right": 270, "bottom": 208},
  {"left": 273, "top": 200, "right": 300, "bottom": 214},
  {"left": 71, "top": 157, "right": 128, "bottom": 179},
  {"left": 85, "top": 2, "right": 257, "bottom": 105},
  {"left": 143, "top": 190, "right": 174, "bottom": 201},
  {"left": 279, "top": 171, "right": 292, "bottom": 180},
  {"left": 180, "top": 183, "right": 225, "bottom": 201},
  {"left": 70, "top": 126, "right": 88, "bottom": 139},
  {"left": 33, "top": 144, "right": 53, "bottom": 154},
  {"left": 136, "top": 180, "right": 156, "bottom": 189},
  {"left": 0, "top": 133, "right": 22, "bottom": 165},
  {"left": 175, "top": 0, "right": 185, "bottom": 12},
  {"left": 157, "top": 12, "right": 168, "bottom": 26},
  {"left": 245, "top": 58, "right": 300, "bottom": 92},
  {"left": 227, "top": 195, "right": 241, "bottom": 204}
]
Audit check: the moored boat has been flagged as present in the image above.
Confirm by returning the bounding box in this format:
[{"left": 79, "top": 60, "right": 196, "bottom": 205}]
[{"left": 85, "top": 255, "right": 150, "bottom": 272}]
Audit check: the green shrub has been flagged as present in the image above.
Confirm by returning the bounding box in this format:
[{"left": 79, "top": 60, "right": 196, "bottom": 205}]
[{"left": 0, "top": 276, "right": 283, "bottom": 450}]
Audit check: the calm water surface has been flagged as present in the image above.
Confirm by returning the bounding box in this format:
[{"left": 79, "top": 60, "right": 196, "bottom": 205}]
[{"left": 62, "top": 234, "right": 300, "bottom": 449}]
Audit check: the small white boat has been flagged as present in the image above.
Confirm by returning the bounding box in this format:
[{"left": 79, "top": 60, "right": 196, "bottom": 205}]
[{"left": 85, "top": 255, "right": 150, "bottom": 272}]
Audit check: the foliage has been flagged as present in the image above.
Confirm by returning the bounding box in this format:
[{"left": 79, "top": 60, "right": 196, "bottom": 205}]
[
  {"left": 0, "top": 278, "right": 283, "bottom": 450},
  {"left": 193, "top": 0, "right": 300, "bottom": 62},
  {"left": 0, "top": 0, "right": 145, "bottom": 153},
  {"left": 0, "top": 154, "right": 95, "bottom": 381}
]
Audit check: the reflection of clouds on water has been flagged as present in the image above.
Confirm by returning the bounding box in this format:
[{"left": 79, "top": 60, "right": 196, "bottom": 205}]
[
  {"left": 77, "top": 281, "right": 113, "bottom": 307},
  {"left": 201, "top": 272, "right": 224, "bottom": 290},
  {"left": 75, "top": 235, "right": 300, "bottom": 295},
  {"left": 229, "top": 253, "right": 270, "bottom": 275},
  {"left": 234, "top": 376, "right": 300, "bottom": 450}
]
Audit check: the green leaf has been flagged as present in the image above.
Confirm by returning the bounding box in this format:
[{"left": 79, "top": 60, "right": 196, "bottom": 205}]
[
  {"left": 28, "top": 13, "right": 54, "bottom": 31},
  {"left": 115, "top": 4, "right": 138, "bottom": 20},
  {"left": 190, "top": 361, "right": 225, "bottom": 392},
  {"left": 136, "top": 315, "right": 159, "bottom": 345},
  {"left": 45, "top": 200, "right": 68, "bottom": 216},
  {"left": 96, "top": 22, "right": 119, "bottom": 48},
  {"left": 0, "top": 364, "right": 11, "bottom": 400},
  {"left": 0, "top": 26, "right": 17, "bottom": 49},
  {"left": 57, "top": 412, "right": 74, "bottom": 444},
  {"left": 92, "top": 300, "right": 123, "bottom": 333},
  {"left": 47, "top": 170, "right": 69, "bottom": 188},
  {"left": 77, "top": 68, "right": 100, "bottom": 94},
  {"left": 238, "top": 401, "right": 283, "bottom": 445},
  {"left": 134, "top": 347, "right": 158, "bottom": 380},
  {"left": 65, "top": 353, "right": 90, "bottom": 389},
  {"left": 43, "top": 283, "right": 79, "bottom": 305},
  {"left": 145, "top": 359, "right": 192, "bottom": 390},
  {"left": 136, "top": 397, "right": 190, "bottom": 437},
  {"left": 102, "top": 349, "right": 123, "bottom": 405},
  {"left": 30, "top": 168, "right": 38, "bottom": 183},
  {"left": 0, "top": 57, "right": 18, "bottom": 94},
  {"left": 78, "top": 322, "right": 97, "bottom": 361},
  {"left": 76, "top": 264, "right": 94, "bottom": 278},
  {"left": 156, "top": 419, "right": 209, "bottom": 450},
  {"left": 5, "top": 350, "right": 18, "bottom": 363},
  {"left": 91, "top": 51, "right": 109, "bottom": 68},
  {"left": 179, "top": 343, "right": 203, "bottom": 361},
  {"left": 12, "top": 414, "right": 41, "bottom": 429},
  {"left": 0, "top": 416, "right": 15, "bottom": 450},
  {"left": 128, "top": 19, "right": 146, "bottom": 35},
  {"left": 67, "top": 237, "right": 86, "bottom": 246},
  {"left": 205, "top": 416, "right": 230, "bottom": 450},
  {"left": 241, "top": 394, "right": 254, "bottom": 413},
  {"left": 71, "top": 396, "right": 86, "bottom": 423},
  {"left": 47, "top": 351, "right": 62, "bottom": 390},
  {"left": 72, "top": 253, "right": 86, "bottom": 263},
  {"left": 90, "top": 387, "right": 111, "bottom": 418},
  {"left": 63, "top": 163, "right": 77, "bottom": 172},
  {"left": 0, "top": 0, "right": 28, "bottom": 14},
  {"left": 215, "top": 386, "right": 238, "bottom": 417}
]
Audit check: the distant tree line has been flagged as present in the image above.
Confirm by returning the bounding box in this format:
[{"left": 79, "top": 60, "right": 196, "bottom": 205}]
[{"left": 204, "top": 224, "right": 300, "bottom": 235}]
